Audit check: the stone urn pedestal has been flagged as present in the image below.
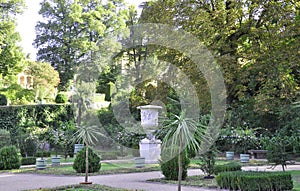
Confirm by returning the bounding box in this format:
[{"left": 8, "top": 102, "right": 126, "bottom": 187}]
[{"left": 139, "top": 138, "right": 161, "bottom": 164}]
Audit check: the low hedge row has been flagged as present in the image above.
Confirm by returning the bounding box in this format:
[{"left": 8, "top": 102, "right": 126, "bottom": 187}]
[
  {"left": 21, "top": 157, "right": 36, "bottom": 165},
  {"left": 214, "top": 162, "right": 241, "bottom": 175},
  {"left": 216, "top": 171, "right": 293, "bottom": 191}
]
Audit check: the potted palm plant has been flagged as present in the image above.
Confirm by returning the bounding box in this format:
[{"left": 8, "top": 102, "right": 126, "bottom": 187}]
[
  {"left": 75, "top": 124, "right": 104, "bottom": 184},
  {"left": 160, "top": 111, "right": 207, "bottom": 191},
  {"left": 50, "top": 128, "right": 63, "bottom": 166},
  {"left": 30, "top": 126, "right": 50, "bottom": 170}
]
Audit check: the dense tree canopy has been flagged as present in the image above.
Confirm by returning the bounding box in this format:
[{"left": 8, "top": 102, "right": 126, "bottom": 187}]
[
  {"left": 34, "top": 0, "right": 129, "bottom": 90},
  {"left": 139, "top": 0, "right": 300, "bottom": 130},
  {"left": 26, "top": 60, "right": 60, "bottom": 101},
  {"left": 0, "top": 0, "right": 25, "bottom": 83}
]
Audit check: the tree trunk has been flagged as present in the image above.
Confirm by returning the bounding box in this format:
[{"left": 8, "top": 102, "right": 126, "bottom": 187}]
[
  {"left": 178, "top": 132, "right": 183, "bottom": 191},
  {"left": 85, "top": 142, "right": 89, "bottom": 183},
  {"left": 77, "top": 98, "right": 82, "bottom": 126}
]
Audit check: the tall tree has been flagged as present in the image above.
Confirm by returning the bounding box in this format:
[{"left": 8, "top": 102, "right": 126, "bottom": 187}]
[
  {"left": 0, "top": 0, "right": 25, "bottom": 84},
  {"left": 139, "top": 0, "right": 300, "bottom": 129},
  {"left": 34, "top": 0, "right": 129, "bottom": 90}
]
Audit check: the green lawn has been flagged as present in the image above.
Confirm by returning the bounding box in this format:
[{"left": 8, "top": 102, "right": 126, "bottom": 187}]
[
  {"left": 4, "top": 161, "right": 160, "bottom": 176},
  {"left": 148, "top": 175, "right": 218, "bottom": 189},
  {"left": 189, "top": 158, "right": 269, "bottom": 168},
  {"left": 291, "top": 170, "right": 300, "bottom": 191}
]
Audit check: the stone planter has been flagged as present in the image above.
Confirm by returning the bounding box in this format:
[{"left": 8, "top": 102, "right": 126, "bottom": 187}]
[
  {"left": 134, "top": 157, "right": 145, "bottom": 168},
  {"left": 240, "top": 154, "right": 250, "bottom": 163},
  {"left": 139, "top": 138, "right": 161, "bottom": 164},
  {"left": 51, "top": 157, "right": 61, "bottom": 166},
  {"left": 36, "top": 158, "right": 47, "bottom": 170},
  {"left": 225, "top": 151, "right": 234, "bottom": 160}
]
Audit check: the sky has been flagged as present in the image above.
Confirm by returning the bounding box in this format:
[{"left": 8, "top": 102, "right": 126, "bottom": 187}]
[{"left": 16, "top": 0, "right": 146, "bottom": 61}]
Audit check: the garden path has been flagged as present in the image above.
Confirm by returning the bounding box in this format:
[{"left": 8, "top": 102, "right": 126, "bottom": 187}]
[
  {"left": 0, "top": 169, "right": 218, "bottom": 191},
  {"left": 0, "top": 164, "right": 299, "bottom": 191}
]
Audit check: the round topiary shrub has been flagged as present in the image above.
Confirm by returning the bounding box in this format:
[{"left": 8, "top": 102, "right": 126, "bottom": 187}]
[
  {"left": 0, "top": 146, "right": 21, "bottom": 170},
  {"left": 160, "top": 149, "right": 190, "bottom": 180},
  {"left": 73, "top": 147, "right": 101, "bottom": 173},
  {"left": 0, "top": 94, "right": 7, "bottom": 106},
  {"left": 55, "top": 93, "right": 68, "bottom": 103}
]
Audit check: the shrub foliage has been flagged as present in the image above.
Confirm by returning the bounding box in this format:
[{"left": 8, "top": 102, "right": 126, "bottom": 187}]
[
  {"left": 21, "top": 157, "right": 36, "bottom": 165},
  {"left": 0, "top": 129, "right": 11, "bottom": 147},
  {"left": 214, "top": 162, "right": 242, "bottom": 175},
  {"left": 0, "top": 104, "right": 73, "bottom": 145},
  {"left": 73, "top": 147, "right": 101, "bottom": 173},
  {"left": 160, "top": 150, "right": 190, "bottom": 180},
  {"left": 0, "top": 146, "right": 21, "bottom": 170},
  {"left": 55, "top": 93, "right": 68, "bottom": 103},
  {"left": 0, "top": 94, "right": 7, "bottom": 105},
  {"left": 216, "top": 171, "right": 293, "bottom": 191}
]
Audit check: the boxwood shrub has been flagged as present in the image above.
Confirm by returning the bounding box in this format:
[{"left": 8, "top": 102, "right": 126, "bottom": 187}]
[
  {"left": 55, "top": 93, "right": 68, "bottom": 103},
  {"left": 160, "top": 149, "right": 190, "bottom": 180},
  {"left": 21, "top": 157, "right": 36, "bottom": 165},
  {"left": 216, "top": 171, "right": 293, "bottom": 191},
  {"left": 0, "top": 146, "right": 21, "bottom": 170},
  {"left": 214, "top": 162, "right": 242, "bottom": 175},
  {"left": 73, "top": 147, "right": 101, "bottom": 173}
]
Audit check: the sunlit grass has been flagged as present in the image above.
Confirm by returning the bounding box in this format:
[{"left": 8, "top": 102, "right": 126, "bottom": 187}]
[
  {"left": 290, "top": 171, "right": 300, "bottom": 191},
  {"left": 148, "top": 175, "right": 218, "bottom": 189},
  {"left": 2, "top": 161, "right": 159, "bottom": 176}
]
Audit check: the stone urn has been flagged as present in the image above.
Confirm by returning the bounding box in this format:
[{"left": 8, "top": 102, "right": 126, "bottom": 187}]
[{"left": 137, "top": 105, "right": 162, "bottom": 164}]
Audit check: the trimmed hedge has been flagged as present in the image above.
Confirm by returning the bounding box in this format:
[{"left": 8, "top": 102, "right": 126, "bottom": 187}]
[
  {"left": 21, "top": 157, "right": 36, "bottom": 165},
  {"left": 0, "top": 104, "right": 73, "bottom": 145},
  {"left": 216, "top": 171, "right": 293, "bottom": 191},
  {"left": 214, "top": 162, "right": 242, "bottom": 175},
  {"left": 0, "top": 146, "right": 21, "bottom": 170},
  {"left": 0, "top": 129, "right": 11, "bottom": 147}
]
